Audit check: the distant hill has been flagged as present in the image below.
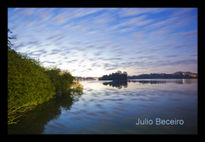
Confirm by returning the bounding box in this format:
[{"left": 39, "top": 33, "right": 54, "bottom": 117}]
[{"left": 128, "top": 72, "right": 197, "bottom": 79}]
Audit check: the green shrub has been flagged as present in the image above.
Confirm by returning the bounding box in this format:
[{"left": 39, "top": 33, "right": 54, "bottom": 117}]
[
  {"left": 8, "top": 48, "right": 56, "bottom": 125},
  {"left": 8, "top": 47, "right": 82, "bottom": 125},
  {"left": 45, "top": 68, "right": 75, "bottom": 95}
]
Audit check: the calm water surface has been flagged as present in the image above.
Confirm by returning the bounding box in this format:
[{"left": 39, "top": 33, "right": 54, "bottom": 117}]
[{"left": 8, "top": 79, "right": 197, "bottom": 134}]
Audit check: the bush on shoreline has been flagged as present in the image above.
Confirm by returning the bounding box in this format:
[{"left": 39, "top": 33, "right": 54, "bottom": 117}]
[
  {"left": 8, "top": 48, "right": 82, "bottom": 125},
  {"left": 44, "top": 68, "right": 75, "bottom": 95}
]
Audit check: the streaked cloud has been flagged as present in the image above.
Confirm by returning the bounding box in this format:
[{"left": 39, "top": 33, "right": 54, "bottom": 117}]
[{"left": 8, "top": 8, "right": 197, "bottom": 77}]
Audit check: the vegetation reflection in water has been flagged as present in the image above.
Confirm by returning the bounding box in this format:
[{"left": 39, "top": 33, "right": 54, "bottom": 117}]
[
  {"left": 8, "top": 88, "right": 83, "bottom": 134},
  {"left": 8, "top": 79, "right": 197, "bottom": 134}
]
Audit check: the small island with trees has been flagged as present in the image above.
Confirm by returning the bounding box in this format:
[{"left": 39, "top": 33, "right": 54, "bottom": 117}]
[{"left": 98, "top": 71, "right": 128, "bottom": 82}]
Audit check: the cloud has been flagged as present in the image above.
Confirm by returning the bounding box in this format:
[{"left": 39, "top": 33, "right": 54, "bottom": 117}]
[
  {"left": 8, "top": 8, "right": 197, "bottom": 77},
  {"left": 118, "top": 8, "right": 166, "bottom": 17},
  {"left": 110, "top": 15, "right": 153, "bottom": 31},
  {"left": 165, "top": 55, "right": 178, "bottom": 58},
  {"left": 41, "top": 61, "right": 57, "bottom": 64},
  {"left": 67, "top": 59, "right": 78, "bottom": 63},
  {"left": 91, "top": 62, "right": 101, "bottom": 68},
  {"left": 26, "top": 41, "right": 41, "bottom": 47},
  {"left": 86, "top": 68, "right": 93, "bottom": 71},
  {"left": 20, "top": 8, "right": 36, "bottom": 16},
  {"left": 159, "top": 59, "right": 197, "bottom": 66},
  {"left": 52, "top": 8, "right": 103, "bottom": 24},
  {"left": 103, "top": 63, "right": 119, "bottom": 71},
  {"left": 105, "top": 67, "right": 117, "bottom": 71},
  {"left": 50, "top": 49, "right": 61, "bottom": 54},
  {"left": 92, "top": 11, "right": 115, "bottom": 25},
  {"left": 13, "top": 43, "right": 26, "bottom": 50},
  {"left": 26, "top": 49, "right": 47, "bottom": 58}
]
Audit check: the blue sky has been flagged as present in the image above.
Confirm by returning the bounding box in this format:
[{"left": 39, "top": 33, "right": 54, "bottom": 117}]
[{"left": 8, "top": 8, "right": 197, "bottom": 77}]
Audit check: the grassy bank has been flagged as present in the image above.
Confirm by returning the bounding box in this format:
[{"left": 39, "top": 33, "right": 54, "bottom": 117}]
[{"left": 8, "top": 47, "right": 82, "bottom": 125}]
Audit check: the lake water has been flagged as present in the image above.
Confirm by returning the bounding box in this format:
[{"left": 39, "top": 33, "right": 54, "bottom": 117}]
[{"left": 8, "top": 79, "right": 198, "bottom": 134}]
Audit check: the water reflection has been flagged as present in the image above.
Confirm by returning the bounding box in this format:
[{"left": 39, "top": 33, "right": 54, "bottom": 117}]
[
  {"left": 128, "top": 80, "right": 167, "bottom": 84},
  {"left": 126, "top": 79, "right": 196, "bottom": 85},
  {"left": 8, "top": 79, "right": 197, "bottom": 134},
  {"left": 103, "top": 81, "right": 128, "bottom": 89},
  {"left": 102, "top": 79, "right": 195, "bottom": 88},
  {"left": 8, "top": 90, "right": 83, "bottom": 134}
]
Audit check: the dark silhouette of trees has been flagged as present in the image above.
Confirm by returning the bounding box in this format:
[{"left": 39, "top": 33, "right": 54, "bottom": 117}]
[
  {"left": 99, "top": 71, "right": 128, "bottom": 81},
  {"left": 128, "top": 72, "right": 197, "bottom": 79},
  {"left": 8, "top": 29, "right": 16, "bottom": 48}
]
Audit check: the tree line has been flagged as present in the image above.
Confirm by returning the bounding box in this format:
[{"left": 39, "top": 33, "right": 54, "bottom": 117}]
[
  {"left": 128, "top": 72, "right": 197, "bottom": 79},
  {"left": 99, "top": 71, "right": 128, "bottom": 81}
]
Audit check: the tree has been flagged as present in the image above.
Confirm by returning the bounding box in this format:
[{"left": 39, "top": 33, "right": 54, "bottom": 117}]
[
  {"left": 8, "top": 29, "right": 56, "bottom": 125},
  {"left": 45, "top": 68, "right": 75, "bottom": 95},
  {"left": 8, "top": 29, "right": 16, "bottom": 48}
]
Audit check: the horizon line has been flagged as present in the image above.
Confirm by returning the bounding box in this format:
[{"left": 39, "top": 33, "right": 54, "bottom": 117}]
[{"left": 74, "top": 71, "right": 198, "bottom": 78}]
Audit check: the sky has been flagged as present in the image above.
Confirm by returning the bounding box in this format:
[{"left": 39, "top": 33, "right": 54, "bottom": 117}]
[{"left": 8, "top": 8, "right": 198, "bottom": 77}]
